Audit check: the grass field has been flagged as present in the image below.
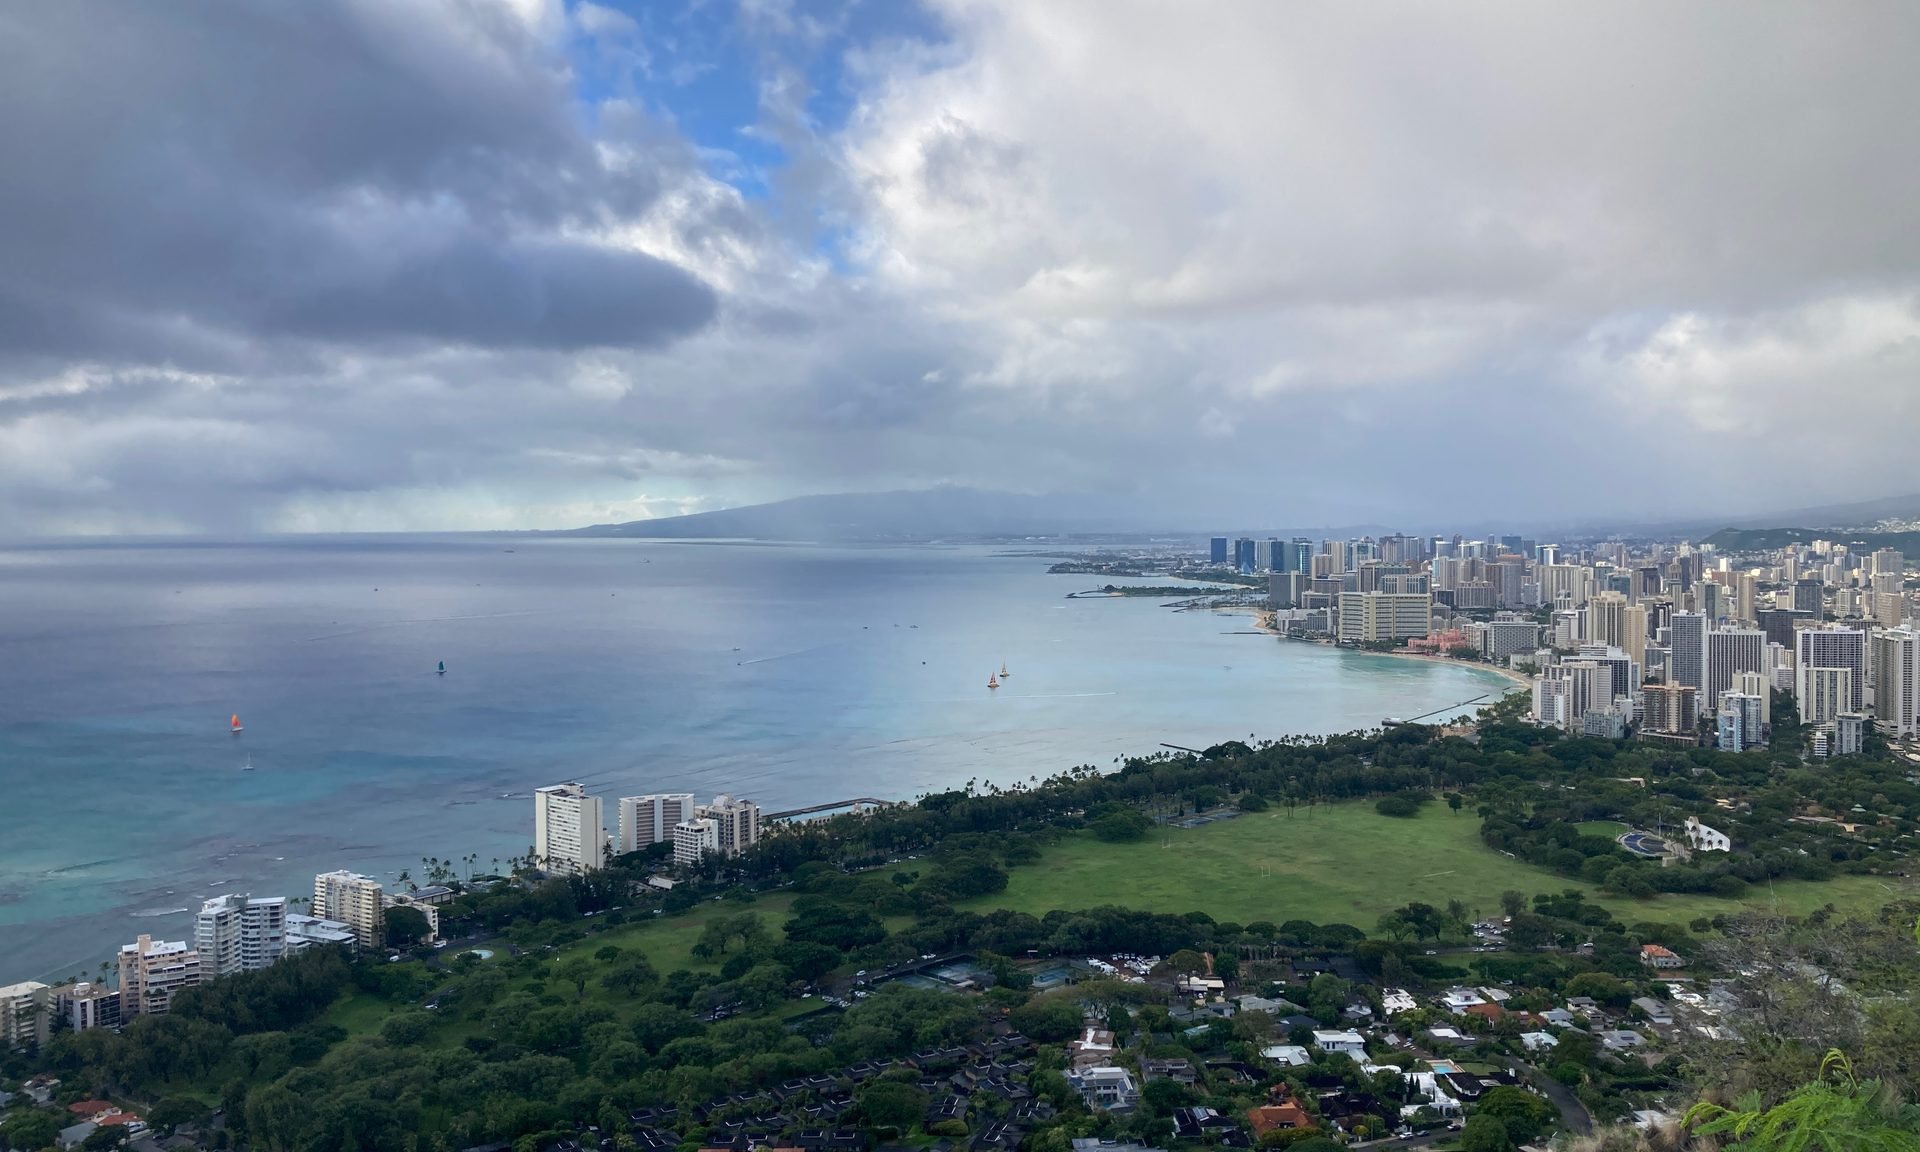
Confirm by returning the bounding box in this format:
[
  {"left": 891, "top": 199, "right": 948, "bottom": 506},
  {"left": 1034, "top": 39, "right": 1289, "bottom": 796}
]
[
  {"left": 1575, "top": 820, "right": 1631, "bottom": 838},
  {"left": 972, "top": 803, "right": 1903, "bottom": 927}
]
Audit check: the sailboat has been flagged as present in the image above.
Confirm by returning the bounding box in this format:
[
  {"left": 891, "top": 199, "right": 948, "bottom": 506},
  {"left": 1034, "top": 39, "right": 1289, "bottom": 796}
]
[
  {"left": 987, "top": 673, "right": 1000, "bottom": 689},
  {"left": 230, "top": 714, "right": 244, "bottom": 734},
  {"left": 1000, "top": 660, "right": 1010, "bottom": 679},
  {"left": 241, "top": 755, "right": 255, "bottom": 772},
  {"left": 437, "top": 661, "right": 446, "bottom": 676}
]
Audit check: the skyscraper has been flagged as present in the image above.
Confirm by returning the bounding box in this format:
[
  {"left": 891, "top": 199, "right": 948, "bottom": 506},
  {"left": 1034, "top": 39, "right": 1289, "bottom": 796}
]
[
  {"left": 618, "top": 793, "right": 694, "bottom": 855},
  {"left": 1705, "top": 628, "right": 1767, "bottom": 713},
  {"left": 1872, "top": 627, "right": 1920, "bottom": 739},
  {"left": 534, "top": 782, "right": 606, "bottom": 875},
  {"left": 1209, "top": 537, "right": 1229, "bottom": 565},
  {"left": 1796, "top": 626, "right": 1866, "bottom": 710},
  {"left": 1668, "top": 612, "right": 1706, "bottom": 706}
]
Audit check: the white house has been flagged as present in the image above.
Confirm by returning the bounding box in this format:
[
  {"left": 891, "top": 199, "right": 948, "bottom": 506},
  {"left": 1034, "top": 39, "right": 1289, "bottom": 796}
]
[
  {"left": 1259, "top": 1044, "right": 1311, "bottom": 1067},
  {"left": 1382, "top": 989, "right": 1418, "bottom": 1016},
  {"left": 1519, "top": 1031, "right": 1558, "bottom": 1053},
  {"left": 1439, "top": 988, "right": 1486, "bottom": 1012},
  {"left": 1067, "top": 1066, "right": 1139, "bottom": 1110},
  {"left": 1602, "top": 1029, "right": 1648, "bottom": 1051},
  {"left": 1311, "top": 1029, "right": 1367, "bottom": 1057}
]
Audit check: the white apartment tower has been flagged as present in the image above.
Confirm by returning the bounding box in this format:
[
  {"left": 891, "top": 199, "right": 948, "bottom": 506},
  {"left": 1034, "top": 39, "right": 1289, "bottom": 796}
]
[
  {"left": 1872, "top": 628, "right": 1920, "bottom": 739},
  {"left": 312, "top": 870, "right": 385, "bottom": 949},
  {"left": 534, "top": 782, "right": 606, "bottom": 875},
  {"left": 1668, "top": 613, "right": 1706, "bottom": 702},
  {"left": 618, "top": 793, "right": 694, "bottom": 855},
  {"left": 196, "top": 893, "right": 288, "bottom": 977},
  {"left": 1800, "top": 666, "right": 1855, "bottom": 727},
  {"left": 117, "top": 935, "right": 202, "bottom": 1016},
  {"left": 1797, "top": 626, "right": 1867, "bottom": 711}
]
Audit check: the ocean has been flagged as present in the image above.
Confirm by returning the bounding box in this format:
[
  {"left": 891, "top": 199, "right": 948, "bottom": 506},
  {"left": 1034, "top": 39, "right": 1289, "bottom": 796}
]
[{"left": 0, "top": 536, "right": 1510, "bottom": 982}]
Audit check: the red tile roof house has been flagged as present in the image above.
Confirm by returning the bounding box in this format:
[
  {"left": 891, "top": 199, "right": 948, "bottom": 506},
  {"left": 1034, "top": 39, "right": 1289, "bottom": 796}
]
[
  {"left": 1247, "top": 1098, "right": 1313, "bottom": 1137},
  {"left": 1640, "top": 944, "right": 1686, "bottom": 969},
  {"left": 1462, "top": 1002, "right": 1506, "bottom": 1023},
  {"left": 66, "top": 1101, "right": 119, "bottom": 1119}
]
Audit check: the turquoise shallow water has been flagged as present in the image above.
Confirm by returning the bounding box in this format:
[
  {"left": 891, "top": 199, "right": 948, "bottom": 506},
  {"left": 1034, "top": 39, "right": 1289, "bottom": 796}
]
[{"left": 0, "top": 536, "right": 1508, "bottom": 981}]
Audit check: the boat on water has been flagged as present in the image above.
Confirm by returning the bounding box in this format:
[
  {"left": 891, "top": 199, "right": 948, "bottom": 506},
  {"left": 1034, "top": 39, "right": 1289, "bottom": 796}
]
[
  {"left": 241, "top": 755, "right": 255, "bottom": 772},
  {"left": 1000, "top": 660, "right": 1010, "bottom": 678},
  {"left": 437, "top": 660, "right": 446, "bottom": 675},
  {"left": 988, "top": 673, "right": 999, "bottom": 689},
  {"left": 230, "top": 714, "right": 243, "bottom": 734}
]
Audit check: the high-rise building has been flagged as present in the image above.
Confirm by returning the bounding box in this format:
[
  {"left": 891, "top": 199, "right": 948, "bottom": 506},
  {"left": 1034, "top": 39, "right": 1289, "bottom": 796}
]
[
  {"left": 697, "top": 795, "right": 761, "bottom": 857},
  {"left": 618, "top": 793, "right": 694, "bottom": 855},
  {"left": 534, "top": 782, "right": 606, "bottom": 875},
  {"left": 1792, "top": 580, "right": 1825, "bottom": 616},
  {"left": 1799, "top": 666, "right": 1855, "bottom": 726},
  {"left": 1641, "top": 683, "right": 1698, "bottom": 735},
  {"left": 1736, "top": 572, "right": 1759, "bottom": 624},
  {"left": 1234, "top": 537, "right": 1257, "bottom": 573},
  {"left": 1290, "top": 538, "right": 1314, "bottom": 574},
  {"left": 196, "top": 894, "right": 288, "bottom": 977},
  {"left": 1872, "top": 628, "right": 1920, "bottom": 739},
  {"left": 1835, "top": 712, "right": 1867, "bottom": 756},
  {"left": 1758, "top": 607, "right": 1813, "bottom": 648},
  {"left": 1716, "top": 704, "right": 1744, "bottom": 752},
  {"left": 1873, "top": 591, "right": 1905, "bottom": 629},
  {"left": 1668, "top": 613, "right": 1706, "bottom": 702},
  {"left": 117, "top": 935, "right": 201, "bottom": 1016},
  {"left": 1483, "top": 619, "right": 1542, "bottom": 663},
  {"left": 312, "top": 870, "right": 384, "bottom": 949},
  {"left": 1705, "top": 628, "right": 1767, "bottom": 713},
  {"left": 1209, "top": 537, "right": 1229, "bottom": 565},
  {"left": 0, "top": 982, "right": 50, "bottom": 1052},
  {"left": 1587, "top": 592, "right": 1630, "bottom": 652},
  {"left": 1797, "top": 626, "right": 1867, "bottom": 709},
  {"left": 1722, "top": 692, "right": 1766, "bottom": 750},
  {"left": 1268, "top": 571, "right": 1304, "bottom": 610},
  {"left": 1336, "top": 592, "right": 1433, "bottom": 644}
]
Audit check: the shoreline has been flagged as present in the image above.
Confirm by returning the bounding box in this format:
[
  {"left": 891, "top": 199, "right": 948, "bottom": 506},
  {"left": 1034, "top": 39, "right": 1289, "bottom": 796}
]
[{"left": 1223, "top": 604, "right": 1532, "bottom": 691}]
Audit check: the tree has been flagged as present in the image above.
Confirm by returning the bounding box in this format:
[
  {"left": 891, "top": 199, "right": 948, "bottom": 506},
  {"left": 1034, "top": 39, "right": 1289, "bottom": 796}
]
[
  {"left": 553, "top": 956, "right": 594, "bottom": 1001},
  {"left": 1457, "top": 1113, "right": 1514, "bottom": 1152},
  {"left": 1499, "top": 890, "right": 1527, "bottom": 918},
  {"left": 1010, "top": 996, "right": 1086, "bottom": 1042},
  {"left": 1686, "top": 1049, "right": 1920, "bottom": 1152},
  {"left": 147, "top": 1096, "right": 211, "bottom": 1138},
  {"left": 384, "top": 904, "right": 431, "bottom": 949},
  {"left": 858, "top": 1080, "right": 930, "bottom": 1131},
  {"left": 1, "top": 1109, "right": 62, "bottom": 1152},
  {"left": 82, "top": 1126, "right": 129, "bottom": 1152},
  {"left": 1091, "top": 808, "right": 1153, "bottom": 841},
  {"left": 601, "top": 952, "right": 658, "bottom": 996},
  {"left": 1474, "top": 1086, "right": 1556, "bottom": 1145},
  {"left": 1446, "top": 792, "right": 1466, "bottom": 814}
]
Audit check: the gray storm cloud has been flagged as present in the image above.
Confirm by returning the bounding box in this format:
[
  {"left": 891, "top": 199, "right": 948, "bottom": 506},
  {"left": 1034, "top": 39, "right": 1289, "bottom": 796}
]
[{"left": 1, "top": 0, "right": 1918, "bottom": 534}]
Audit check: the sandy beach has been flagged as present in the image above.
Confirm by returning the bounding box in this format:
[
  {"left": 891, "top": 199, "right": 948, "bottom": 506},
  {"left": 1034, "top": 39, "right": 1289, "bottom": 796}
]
[{"left": 1223, "top": 605, "right": 1533, "bottom": 691}]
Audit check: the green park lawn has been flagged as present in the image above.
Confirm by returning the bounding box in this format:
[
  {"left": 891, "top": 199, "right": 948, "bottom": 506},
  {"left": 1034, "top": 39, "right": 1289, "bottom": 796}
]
[{"left": 973, "top": 803, "right": 1902, "bottom": 928}]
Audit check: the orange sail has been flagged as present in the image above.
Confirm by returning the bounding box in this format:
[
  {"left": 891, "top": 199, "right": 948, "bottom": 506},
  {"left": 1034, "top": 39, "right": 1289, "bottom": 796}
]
[{"left": 230, "top": 714, "right": 243, "bottom": 732}]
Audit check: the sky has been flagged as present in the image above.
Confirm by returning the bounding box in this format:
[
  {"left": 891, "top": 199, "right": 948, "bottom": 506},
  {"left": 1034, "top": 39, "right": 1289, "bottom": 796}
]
[{"left": 2, "top": 0, "right": 1919, "bottom": 535}]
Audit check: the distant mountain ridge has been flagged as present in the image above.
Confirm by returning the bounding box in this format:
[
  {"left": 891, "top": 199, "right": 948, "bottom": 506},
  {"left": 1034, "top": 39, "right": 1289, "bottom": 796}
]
[
  {"left": 1703, "top": 525, "right": 1920, "bottom": 554},
  {"left": 555, "top": 486, "right": 1390, "bottom": 542},
  {"left": 556, "top": 487, "right": 1158, "bottom": 540}
]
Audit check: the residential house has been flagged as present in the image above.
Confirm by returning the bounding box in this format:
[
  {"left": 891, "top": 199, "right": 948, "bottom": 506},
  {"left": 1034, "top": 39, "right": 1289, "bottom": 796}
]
[
  {"left": 1310, "top": 1029, "right": 1366, "bottom": 1058},
  {"left": 1066, "top": 1067, "right": 1138, "bottom": 1111},
  {"left": 1139, "top": 1059, "right": 1197, "bottom": 1085},
  {"left": 1602, "top": 1029, "right": 1648, "bottom": 1051},
  {"left": 1640, "top": 944, "right": 1686, "bottom": 969},
  {"left": 1258, "top": 1045, "right": 1310, "bottom": 1067},
  {"left": 1381, "top": 989, "right": 1417, "bottom": 1016},
  {"left": 1067, "top": 1026, "right": 1117, "bottom": 1071},
  {"left": 1245, "top": 1098, "right": 1312, "bottom": 1140},
  {"left": 1632, "top": 998, "right": 1675, "bottom": 1027},
  {"left": 1518, "top": 1032, "right": 1558, "bottom": 1053},
  {"left": 1439, "top": 988, "right": 1486, "bottom": 1012}
]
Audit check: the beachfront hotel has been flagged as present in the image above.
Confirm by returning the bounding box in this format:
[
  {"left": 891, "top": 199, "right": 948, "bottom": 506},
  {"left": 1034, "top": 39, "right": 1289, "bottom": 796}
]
[
  {"left": 534, "top": 782, "right": 607, "bottom": 875},
  {"left": 619, "top": 792, "right": 694, "bottom": 854}
]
